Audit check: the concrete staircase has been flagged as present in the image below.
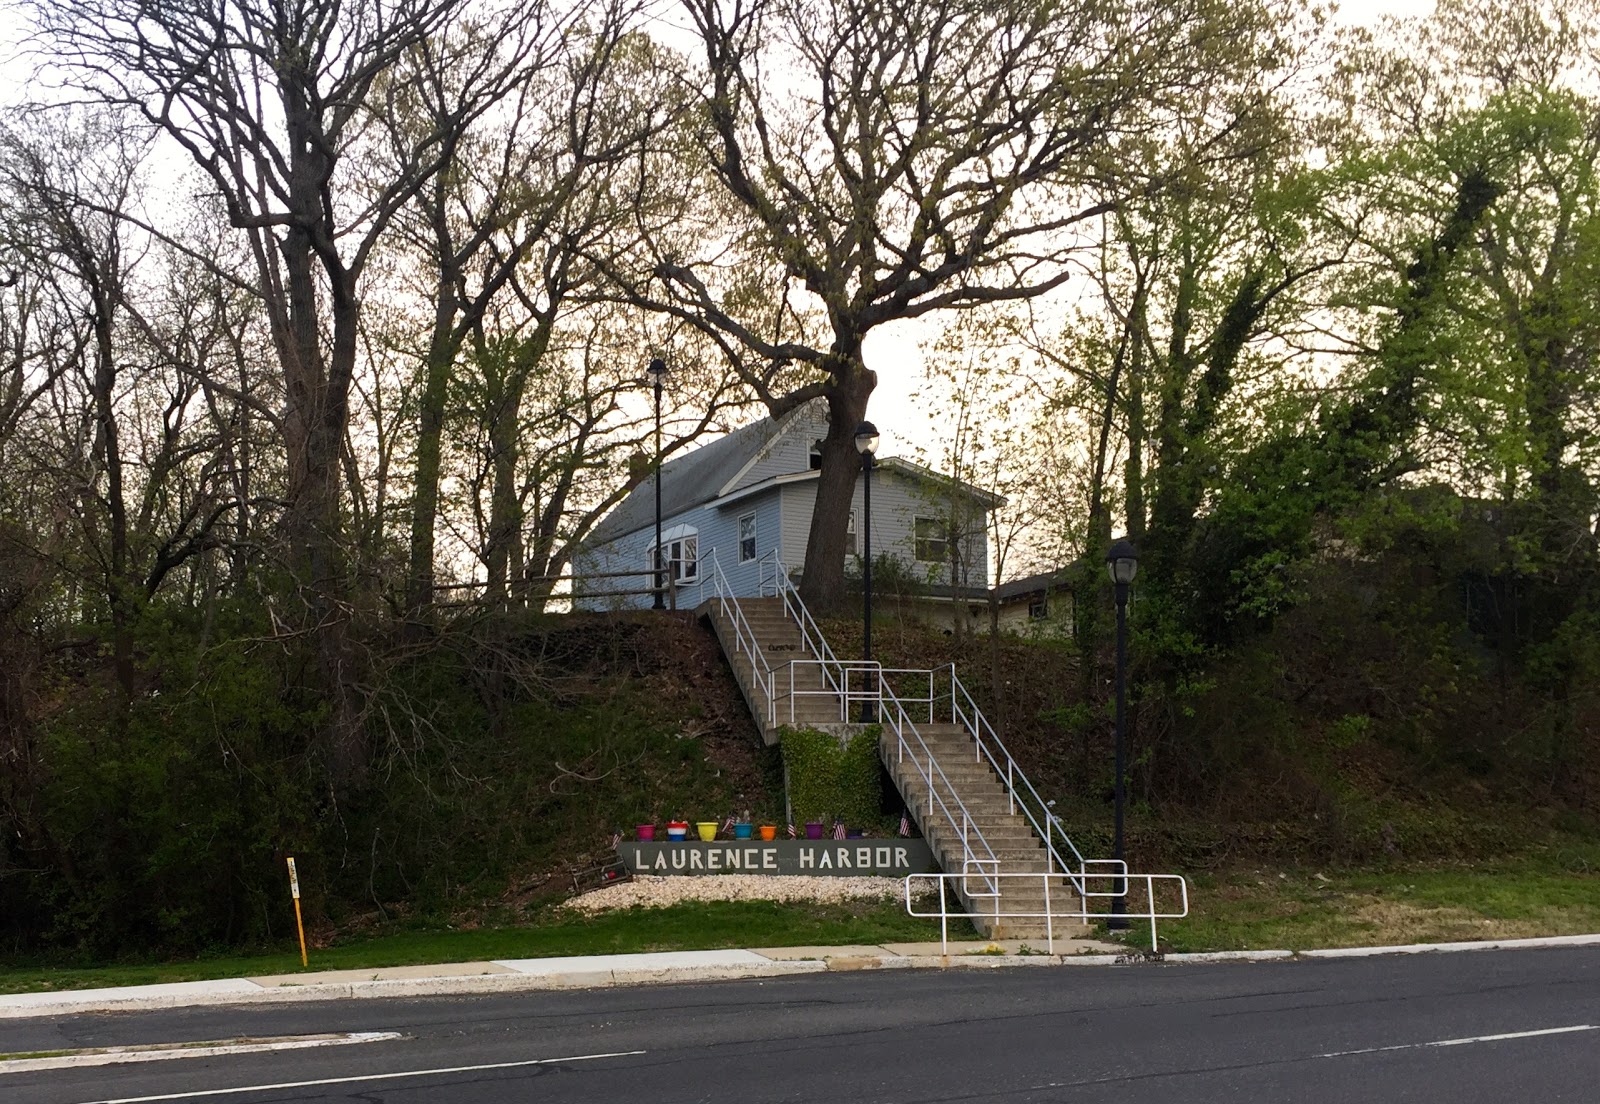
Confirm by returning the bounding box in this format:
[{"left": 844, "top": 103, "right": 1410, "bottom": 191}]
[
  {"left": 701, "top": 584, "right": 1090, "bottom": 941},
  {"left": 705, "top": 596, "right": 852, "bottom": 744},
  {"left": 883, "top": 723, "right": 1089, "bottom": 941}
]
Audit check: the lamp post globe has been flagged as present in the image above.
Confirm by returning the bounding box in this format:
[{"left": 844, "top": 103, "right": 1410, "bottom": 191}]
[
  {"left": 855, "top": 422, "right": 879, "bottom": 722},
  {"left": 1104, "top": 537, "right": 1138, "bottom": 929},
  {"left": 648, "top": 358, "right": 668, "bottom": 610}
]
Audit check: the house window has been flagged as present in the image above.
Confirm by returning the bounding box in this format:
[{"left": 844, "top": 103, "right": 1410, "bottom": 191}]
[
  {"left": 739, "top": 513, "right": 756, "bottom": 563},
  {"left": 1028, "top": 595, "right": 1049, "bottom": 621},
  {"left": 847, "top": 509, "right": 857, "bottom": 556},
  {"left": 913, "top": 516, "right": 948, "bottom": 564},
  {"left": 649, "top": 525, "right": 699, "bottom": 584},
  {"left": 809, "top": 439, "right": 824, "bottom": 470}
]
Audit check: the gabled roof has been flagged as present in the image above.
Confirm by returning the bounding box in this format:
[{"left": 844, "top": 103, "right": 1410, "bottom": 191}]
[
  {"left": 994, "top": 565, "right": 1078, "bottom": 602},
  {"left": 586, "top": 407, "right": 805, "bottom": 545},
  {"left": 585, "top": 404, "right": 1004, "bottom": 547}
]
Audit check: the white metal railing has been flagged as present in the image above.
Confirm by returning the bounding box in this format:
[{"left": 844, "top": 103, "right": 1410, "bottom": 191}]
[
  {"left": 722, "top": 554, "right": 1183, "bottom": 925},
  {"left": 774, "top": 661, "right": 934, "bottom": 725},
  {"left": 949, "top": 668, "right": 1093, "bottom": 894},
  {"left": 906, "top": 868, "right": 1190, "bottom": 953},
  {"left": 705, "top": 549, "right": 777, "bottom": 723},
  {"left": 759, "top": 553, "right": 852, "bottom": 708},
  {"left": 757, "top": 555, "right": 1003, "bottom": 898}
]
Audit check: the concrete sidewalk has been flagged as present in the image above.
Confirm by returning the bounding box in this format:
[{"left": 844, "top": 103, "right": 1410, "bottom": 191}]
[{"left": 0, "top": 938, "right": 1122, "bottom": 1018}]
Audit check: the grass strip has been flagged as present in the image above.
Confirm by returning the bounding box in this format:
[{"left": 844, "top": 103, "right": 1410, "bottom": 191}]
[
  {"left": 1153, "top": 865, "right": 1600, "bottom": 953},
  {"left": 0, "top": 899, "right": 974, "bottom": 997}
]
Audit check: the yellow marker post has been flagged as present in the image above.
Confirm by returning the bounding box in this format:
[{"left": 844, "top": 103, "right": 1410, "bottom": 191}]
[{"left": 286, "top": 856, "right": 307, "bottom": 968}]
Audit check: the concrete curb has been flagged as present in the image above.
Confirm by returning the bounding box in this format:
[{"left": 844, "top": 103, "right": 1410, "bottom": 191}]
[
  {"left": 1296, "top": 933, "right": 1600, "bottom": 959},
  {"left": 3, "top": 934, "right": 1596, "bottom": 1019},
  {"left": 1165, "top": 950, "right": 1297, "bottom": 963}
]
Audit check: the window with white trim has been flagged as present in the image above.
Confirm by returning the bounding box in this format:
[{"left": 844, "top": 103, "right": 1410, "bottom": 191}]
[
  {"left": 739, "top": 513, "right": 756, "bottom": 563},
  {"left": 913, "top": 516, "right": 948, "bottom": 564},
  {"left": 1028, "top": 595, "right": 1049, "bottom": 620},
  {"left": 648, "top": 524, "right": 699, "bottom": 584}
]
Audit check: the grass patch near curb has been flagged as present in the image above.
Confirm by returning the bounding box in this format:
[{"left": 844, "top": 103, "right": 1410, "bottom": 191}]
[
  {"left": 0, "top": 899, "right": 970, "bottom": 997},
  {"left": 1148, "top": 858, "right": 1600, "bottom": 953}
]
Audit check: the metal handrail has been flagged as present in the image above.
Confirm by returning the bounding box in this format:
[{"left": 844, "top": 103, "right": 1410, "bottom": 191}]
[
  {"left": 878, "top": 686, "right": 1002, "bottom": 901},
  {"left": 949, "top": 667, "right": 1092, "bottom": 893},
  {"left": 906, "top": 869, "right": 1189, "bottom": 953},
  {"left": 704, "top": 549, "right": 777, "bottom": 724},
  {"left": 746, "top": 555, "right": 1113, "bottom": 912},
  {"left": 776, "top": 661, "right": 935, "bottom": 725},
  {"left": 761, "top": 553, "right": 848, "bottom": 692}
]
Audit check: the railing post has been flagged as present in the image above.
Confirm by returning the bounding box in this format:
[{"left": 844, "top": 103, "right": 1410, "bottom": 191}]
[
  {"left": 940, "top": 877, "right": 949, "bottom": 955},
  {"left": 1045, "top": 872, "right": 1054, "bottom": 956}
]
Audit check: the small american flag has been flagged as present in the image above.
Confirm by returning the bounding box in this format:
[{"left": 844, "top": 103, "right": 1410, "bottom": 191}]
[
  {"left": 899, "top": 813, "right": 911, "bottom": 837},
  {"left": 610, "top": 831, "right": 622, "bottom": 849},
  {"left": 786, "top": 824, "right": 797, "bottom": 838},
  {"left": 721, "top": 816, "right": 735, "bottom": 834},
  {"left": 832, "top": 821, "right": 847, "bottom": 840}
]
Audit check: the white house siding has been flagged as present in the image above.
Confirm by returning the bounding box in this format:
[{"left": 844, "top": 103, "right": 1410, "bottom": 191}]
[{"left": 725, "top": 402, "right": 831, "bottom": 495}]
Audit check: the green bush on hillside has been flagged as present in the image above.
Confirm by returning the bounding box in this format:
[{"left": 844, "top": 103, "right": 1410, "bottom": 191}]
[{"left": 779, "top": 725, "right": 881, "bottom": 828}]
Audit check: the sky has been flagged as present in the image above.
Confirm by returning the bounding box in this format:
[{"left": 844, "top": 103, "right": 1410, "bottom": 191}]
[
  {"left": 0, "top": 0, "right": 1439, "bottom": 469},
  {"left": 866, "top": 0, "right": 1439, "bottom": 462}
]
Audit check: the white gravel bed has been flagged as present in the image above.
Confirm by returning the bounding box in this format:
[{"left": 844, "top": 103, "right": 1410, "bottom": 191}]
[{"left": 564, "top": 873, "right": 911, "bottom": 913}]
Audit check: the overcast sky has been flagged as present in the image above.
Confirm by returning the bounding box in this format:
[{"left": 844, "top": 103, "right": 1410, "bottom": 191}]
[{"left": 0, "top": 0, "right": 1439, "bottom": 465}]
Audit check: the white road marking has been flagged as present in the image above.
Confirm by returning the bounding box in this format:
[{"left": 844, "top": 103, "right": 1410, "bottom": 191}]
[
  {"left": 1316, "top": 1024, "right": 1597, "bottom": 1059},
  {"left": 1, "top": 1034, "right": 401, "bottom": 1075},
  {"left": 77, "top": 1049, "right": 649, "bottom": 1103}
]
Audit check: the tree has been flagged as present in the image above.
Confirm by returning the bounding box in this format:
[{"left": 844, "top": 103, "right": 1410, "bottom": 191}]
[
  {"left": 605, "top": 0, "right": 1277, "bottom": 609},
  {"left": 394, "top": 4, "right": 682, "bottom": 615},
  {"left": 29, "top": 0, "right": 571, "bottom": 781}
]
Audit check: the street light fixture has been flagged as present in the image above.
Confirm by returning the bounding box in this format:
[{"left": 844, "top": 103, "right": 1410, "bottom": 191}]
[
  {"left": 648, "top": 357, "right": 668, "bottom": 609},
  {"left": 855, "top": 421, "right": 879, "bottom": 723},
  {"left": 1104, "top": 536, "right": 1138, "bottom": 929}
]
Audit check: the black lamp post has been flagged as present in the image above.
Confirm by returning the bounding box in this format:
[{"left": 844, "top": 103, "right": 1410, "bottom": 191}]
[
  {"left": 648, "top": 357, "right": 668, "bottom": 609},
  {"left": 855, "top": 421, "right": 879, "bottom": 722},
  {"left": 1105, "top": 537, "right": 1138, "bottom": 929}
]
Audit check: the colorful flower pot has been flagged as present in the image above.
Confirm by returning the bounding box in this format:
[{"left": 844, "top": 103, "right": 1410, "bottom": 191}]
[
  {"left": 636, "top": 824, "right": 656, "bottom": 841},
  {"left": 733, "top": 822, "right": 753, "bottom": 839},
  {"left": 696, "top": 821, "right": 718, "bottom": 841},
  {"left": 805, "top": 822, "right": 825, "bottom": 839},
  {"left": 759, "top": 825, "right": 777, "bottom": 841},
  {"left": 666, "top": 821, "right": 688, "bottom": 841}
]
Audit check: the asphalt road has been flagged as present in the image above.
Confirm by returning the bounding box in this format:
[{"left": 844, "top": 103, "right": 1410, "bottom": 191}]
[{"left": 4, "top": 947, "right": 1598, "bottom": 1103}]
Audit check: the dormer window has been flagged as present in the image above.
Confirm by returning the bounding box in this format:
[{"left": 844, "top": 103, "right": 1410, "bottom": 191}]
[{"left": 809, "top": 439, "right": 823, "bottom": 470}]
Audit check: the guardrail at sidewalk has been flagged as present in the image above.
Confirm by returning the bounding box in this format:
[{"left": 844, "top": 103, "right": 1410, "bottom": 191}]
[{"left": 906, "top": 866, "right": 1190, "bottom": 954}]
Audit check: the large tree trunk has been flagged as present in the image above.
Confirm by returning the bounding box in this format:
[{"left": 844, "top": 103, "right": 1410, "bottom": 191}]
[
  {"left": 797, "top": 351, "right": 874, "bottom": 612},
  {"left": 88, "top": 282, "right": 134, "bottom": 701},
  {"left": 407, "top": 264, "right": 461, "bottom": 615}
]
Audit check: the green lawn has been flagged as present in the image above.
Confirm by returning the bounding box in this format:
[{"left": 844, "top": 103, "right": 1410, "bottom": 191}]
[
  {"left": 0, "top": 899, "right": 975, "bottom": 997},
  {"left": 1151, "top": 858, "right": 1600, "bottom": 953},
  {"left": 7, "top": 860, "right": 1597, "bottom": 995}
]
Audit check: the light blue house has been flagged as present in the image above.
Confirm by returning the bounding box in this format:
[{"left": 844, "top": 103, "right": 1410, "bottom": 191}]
[{"left": 572, "top": 400, "right": 1002, "bottom": 610}]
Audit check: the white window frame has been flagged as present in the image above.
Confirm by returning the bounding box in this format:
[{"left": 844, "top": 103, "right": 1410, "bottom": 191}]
[
  {"left": 648, "top": 524, "right": 699, "bottom": 584},
  {"left": 913, "top": 516, "right": 948, "bottom": 564},
  {"left": 1028, "top": 595, "right": 1049, "bottom": 621},
  {"left": 738, "top": 513, "right": 757, "bottom": 563}
]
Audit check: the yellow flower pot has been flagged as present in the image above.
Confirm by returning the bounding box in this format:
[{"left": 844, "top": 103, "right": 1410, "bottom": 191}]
[{"left": 696, "top": 821, "right": 718, "bottom": 841}]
